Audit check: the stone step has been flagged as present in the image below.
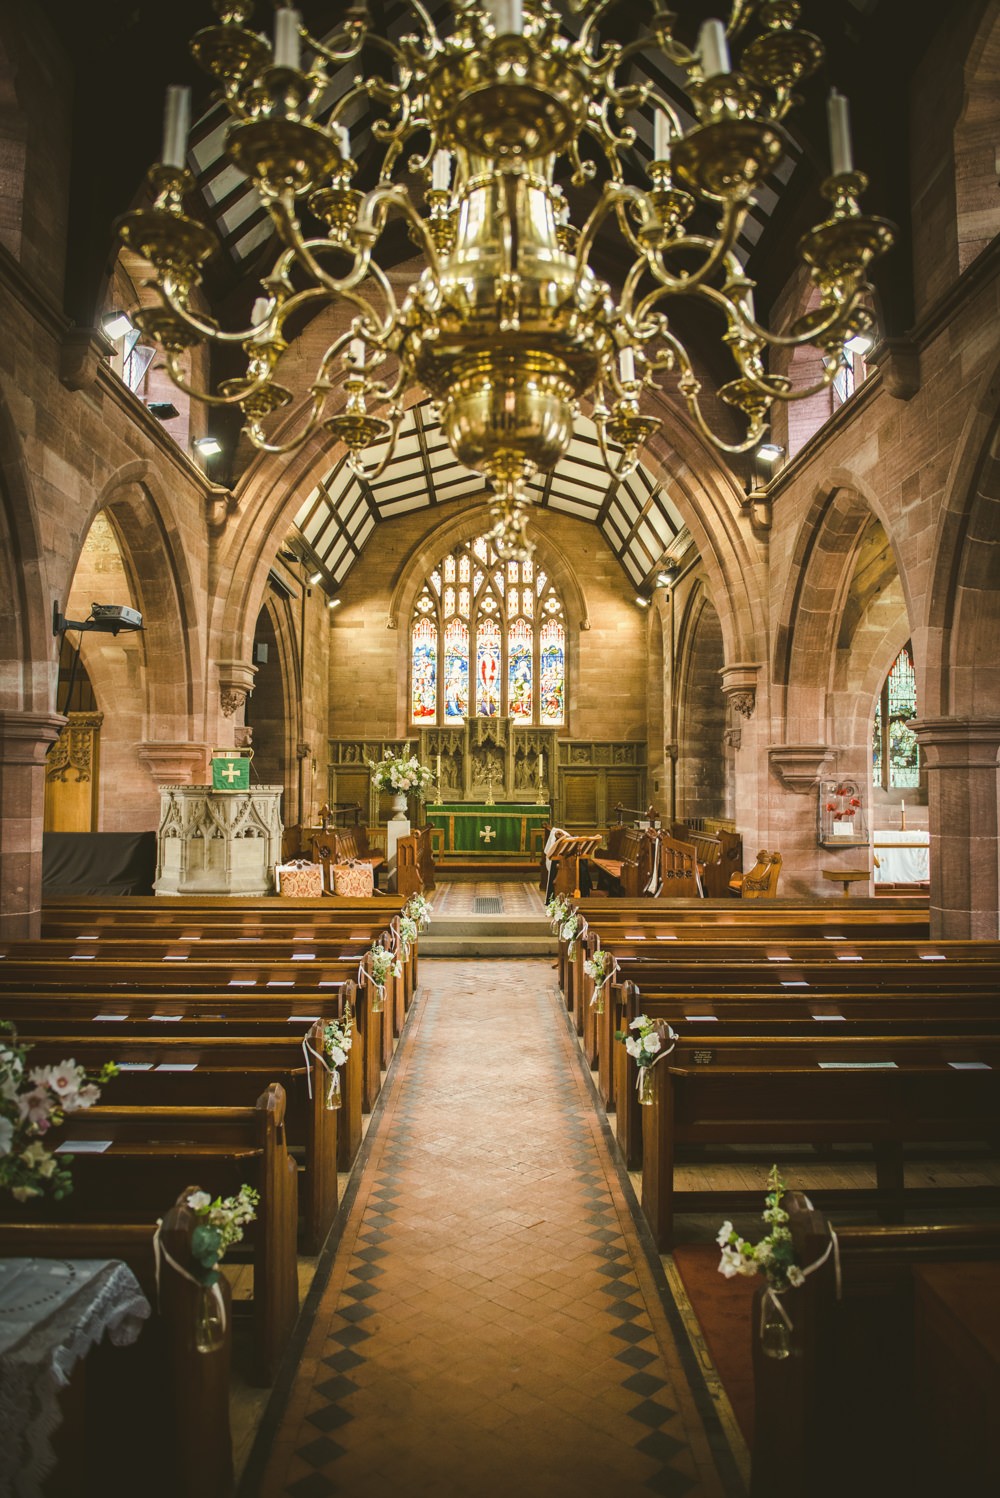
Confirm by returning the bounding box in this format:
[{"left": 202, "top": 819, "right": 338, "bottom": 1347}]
[{"left": 421, "top": 933, "right": 559, "bottom": 957}]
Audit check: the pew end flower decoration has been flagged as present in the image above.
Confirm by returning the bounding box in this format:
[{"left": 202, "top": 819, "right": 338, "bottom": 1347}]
[
  {"left": 186, "top": 1184, "right": 260, "bottom": 1286},
  {"left": 716, "top": 1166, "right": 836, "bottom": 1360},
  {"left": 559, "top": 909, "right": 581, "bottom": 959},
  {"left": 368, "top": 751, "right": 434, "bottom": 799},
  {"left": 403, "top": 893, "right": 433, "bottom": 931},
  {"left": 584, "top": 948, "right": 615, "bottom": 1014},
  {"left": 616, "top": 1013, "right": 676, "bottom": 1104},
  {"left": 545, "top": 893, "right": 570, "bottom": 931},
  {"left": 364, "top": 943, "right": 402, "bottom": 1013},
  {"left": 322, "top": 1007, "right": 354, "bottom": 1110},
  {"left": 0, "top": 1021, "right": 116, "bottom": 1203},
  {"left": 398, "top": 914, "right": 419, "bottom": 960}
]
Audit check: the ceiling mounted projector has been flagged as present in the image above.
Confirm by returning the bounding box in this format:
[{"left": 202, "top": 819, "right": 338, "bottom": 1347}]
[{"left": 53, "top": 602, "right": 144, "bottom": 636}]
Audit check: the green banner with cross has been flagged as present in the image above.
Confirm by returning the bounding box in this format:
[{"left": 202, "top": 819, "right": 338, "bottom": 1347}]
[{"left": 211, "top": 754, "right": 251, "bottom": 792}]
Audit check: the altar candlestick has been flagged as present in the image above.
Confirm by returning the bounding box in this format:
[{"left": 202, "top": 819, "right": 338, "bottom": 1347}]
[{"left": 538, "top": 751, "right": 544, "bottom": 779}]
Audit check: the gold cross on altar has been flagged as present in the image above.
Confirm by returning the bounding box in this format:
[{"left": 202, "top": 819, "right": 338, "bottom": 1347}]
[{"left": 479, "top": 824, "right": 497, "bottom": 844}]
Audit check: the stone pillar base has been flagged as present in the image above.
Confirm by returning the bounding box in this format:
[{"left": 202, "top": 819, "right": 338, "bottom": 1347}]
[{"left": 0, "top": 711, "right": 66, "bottom": 936}]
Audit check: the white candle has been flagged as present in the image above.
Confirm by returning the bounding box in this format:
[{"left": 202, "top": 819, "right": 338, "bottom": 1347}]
[
  {"left": 334, "top": 124, "right": 351, "bottom": 159},
  {"left": 618, "top": 346, "right": 636, "bottom": 383},
  {"left": 653, "top": 110, "right": 670, "bottom": 163},
  {"left": 274, "top": 8, "right": 301, "bottom": 70},
  {"left": 162, "top": 86, "right": 191, "bottom": 170},
  {"left": 432, "top": 151, "right": 452, "bottom": 193},
  {"left": 538, "top": 752, "right": 544, "bottom": 779},
  {"left": 436, "top": 753, "right": 442, "bottom": 778},
  {"left": 827, "top": 89, "right": 854, "bottom": 176},
  {"left": 250, "top": 297, "right": 269, "bottom": 325},
  {"left": 350, "top": 337, "right": 365, "bottom": 369},
  {"left": 901, "top": 799, "right": 905, "bottom": 814},
  {"left": 699, "top": 19, "right": 730, "bottom": 77},
  {"left": 490, "top": 0, "right": 523, "bottom": 35}
]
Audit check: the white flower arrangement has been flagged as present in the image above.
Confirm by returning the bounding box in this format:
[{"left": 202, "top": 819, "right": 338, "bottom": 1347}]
[
  {"left": 584, "top": 948, "right": 614, "bottom": 1010},
  {"left": 559, "top": 910, "right": 581, "bottom": 958},
  {"left": 322, "top": 1007, "right": 354, "bottom": 1110},
  {"left": 716, "top": 1166, "right": 804, "bottom": 1290},
  {"left": 369, "top": 944, "right": 402, "bottom": 987},
  {"left": 187, "top": 1184, "right": 260, "bottom": 1284},
  {"left": 397, "top": 914, "right": 419, "bottom": 959},
  {"left": 0, "top": 1022, "right": 116, "bottom": 1202},
  {"left": 404, "top": 893, "right": 433, "bottom": 932},
  {"left": 616, "top": 1013, "right": 677, "bottom": 1103},
  {"left": 545, "top": 894, "right": 570, "bottom": 932},
  {"left": 368, "top": 751, "right": 434, "bottom": 797}
]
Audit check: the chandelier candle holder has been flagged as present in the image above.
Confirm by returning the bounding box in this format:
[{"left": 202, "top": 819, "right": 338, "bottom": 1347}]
[{"left": 121, "top": 0, "right": 893, "bottom": 558}]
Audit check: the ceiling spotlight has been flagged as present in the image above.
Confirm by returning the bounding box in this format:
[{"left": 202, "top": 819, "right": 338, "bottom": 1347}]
[
  {"left": 309, "top": 570, "right": 323, "bottom": 585},
  {"left": 845, "top": 332, "right": 874, "bottom": 356},
  {"left": 635, "top": 595, "right": 650, "bottom": 608},
  {"left": 657, "top": 564, "right": 679, "bottom": 588},
  {"left": 327, "top": 598, "right": 341, "bottom": 610},
  {"left": 193, "top": 435, "right": 223, "bottom": 457},
  {"left": 102, "top": 310, "right": 133, "bottom": 341},
  {"left": 147, "top": 401, "right": 179, "bottom": 419},
  {"left": 757, "top": 443, "right": 785, "bottom": 464}
]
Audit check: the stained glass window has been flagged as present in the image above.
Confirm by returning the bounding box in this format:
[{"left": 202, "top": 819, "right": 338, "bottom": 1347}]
[
  {"left": 508, "top": 618, "right": 532, "bottom": 720},
  {"left": 411, "top": 618, "right": 437, "bottom": 721},
  {"left": 476, "top": 618, "right": 502, "bottom": 716},
  {"left": 409, "top": 533, "right": 566, "bottom": 725},
  {"left": 873, "top": 643, "right": 919, "bottom": 790},
  {"left": 443, "top": 618, "right": 469, "bottom": 719},
  {"left": 539, "top": 618, "right": 565, "bottom": 725}
]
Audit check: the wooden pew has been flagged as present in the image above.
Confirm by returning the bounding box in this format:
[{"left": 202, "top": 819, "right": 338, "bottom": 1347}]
[
  {"left": 751, "top": 1198, "right": 1000, "bottom": 1498},
  {"left": 311, "top": 826, "right": 385, "bottom": 891},
  {"left": 0, "top": 1083, "right": 299, "bottom": 1383},
  {"left": 640, "top": 1035, "right": 1000, "bottom": 1249},
  {"left": 670, "top": 822, "right": 743, "bottom": 897},
  {"left": 0, "top": 1194, "right": 234, "bottom": 1498}
]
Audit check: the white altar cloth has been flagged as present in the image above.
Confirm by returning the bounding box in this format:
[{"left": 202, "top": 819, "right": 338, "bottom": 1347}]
[
  {"left": 873, "top": 829, "right": 930, "bottom": 883},
  {"left": 0, "top": 1258, "right": 150, "bottom": 1497}
]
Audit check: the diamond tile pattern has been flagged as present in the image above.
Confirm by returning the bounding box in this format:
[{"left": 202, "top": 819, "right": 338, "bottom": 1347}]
[{"left": 255, "top": 956, "right": 735, "bottom": 1497}]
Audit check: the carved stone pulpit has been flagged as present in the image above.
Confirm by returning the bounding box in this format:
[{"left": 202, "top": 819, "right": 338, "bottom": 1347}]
[{"left": 155, "top": 783, "right": 283, "bottom": 895}]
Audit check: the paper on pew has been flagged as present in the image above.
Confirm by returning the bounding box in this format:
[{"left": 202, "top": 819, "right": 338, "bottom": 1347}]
[
  {"left": 94, "top": 1013, "right": 128, "bottom": 1021},
  {"left": 115, "top": 1061, "right": 154, "bottom": 1071},
  {"left": 155, "top": 1063, "right": 197, "bottom": 1071},
  {"left": 54, "top": 1139, "right": 112, "bottom": 1153},
  {"left": 818, "top": 1060, "right": 898, "bottom": 1068},
  {"left": 949, "top": 1061, "right": 991, "bottom": 1069}
]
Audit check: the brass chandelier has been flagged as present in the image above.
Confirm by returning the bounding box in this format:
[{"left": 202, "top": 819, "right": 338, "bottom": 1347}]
[{"left": 121, "top": 0, "right": 893, "bottom": 557}]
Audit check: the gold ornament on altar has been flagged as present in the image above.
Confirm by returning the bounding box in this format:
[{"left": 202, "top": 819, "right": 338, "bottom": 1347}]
[{"left": 121, "top": 0, "right": 893, "bottom": 560}]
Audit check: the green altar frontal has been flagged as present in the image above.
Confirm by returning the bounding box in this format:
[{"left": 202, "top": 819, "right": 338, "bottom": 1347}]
[{"left": 426, "top": 803, "right": 549, "bottom": 858}]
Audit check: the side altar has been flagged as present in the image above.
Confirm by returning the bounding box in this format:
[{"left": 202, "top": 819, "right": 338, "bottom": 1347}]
[
  {"left": 425, "top": 803, "right": 550, "bottom": 859},
  {"left": 154, "top": 784, "right": 283, "bottom": 896}
]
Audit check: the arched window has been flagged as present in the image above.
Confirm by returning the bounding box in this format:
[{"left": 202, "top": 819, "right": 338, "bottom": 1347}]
[
  {"left": 872, "top": 643, "right": 919, "bottom": 790},
  {"left": 410, "top": 534, "right": 566, "bottom": 726}
]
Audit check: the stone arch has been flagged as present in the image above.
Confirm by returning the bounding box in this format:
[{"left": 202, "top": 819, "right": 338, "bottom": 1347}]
[
  {"left": 954, "top": 6, "right": 1000, "bottom": 273},
  {"left": 0, "top": 384, "right": 49, "bottom": 714},
  {"left": 673, "top": 584, "right": 727, "bottom": 821},
  {"left": 247, "top": 588, "right": 303, "bottom": 822}
]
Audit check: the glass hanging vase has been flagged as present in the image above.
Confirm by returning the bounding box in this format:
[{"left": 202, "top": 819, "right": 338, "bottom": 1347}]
[
  {"left": 591, "top": 984, "right": 605, "bottom": 1016},
  {"left": 760, "top": 1292, "right": 791, "bottom": 1360},
  {"left": 326, "top": 1069, "right": 342, "bottom": 1110},
  {"left": 370, "top": 984, "right": 385, "bottom": 1014},
  {"left": 637, "top": 1067, "right": 655, "bottom": 1106},
  {"left": 194, "top": 1280, "right": 225, "bottom": 1354}
]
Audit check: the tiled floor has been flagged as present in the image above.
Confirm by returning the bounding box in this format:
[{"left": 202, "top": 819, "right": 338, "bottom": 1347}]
[
  {"left": 429, "top": 879, "right": 548, "bottom": 917},
  {"left": 246, "top": 956, "right": 743, "bottom": 1498}
]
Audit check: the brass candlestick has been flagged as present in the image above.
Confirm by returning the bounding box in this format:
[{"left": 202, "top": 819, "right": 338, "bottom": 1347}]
[{"left": 483, "top": 763, "right": 496, "bottom": 807}]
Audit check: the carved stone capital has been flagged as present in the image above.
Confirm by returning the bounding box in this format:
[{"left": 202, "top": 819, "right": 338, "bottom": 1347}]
[
  {"left": 870, "top": 337, "right": 920, "bottom": 401},
  {"left": 720, "top": 662, "right": 761, "bottom": 719},
  {"left": 137, "top": 742, "right": 208, "bottom": 786},
  {"left": 216, "top": 658, "right": 258, "bottom": 718},
  {"left": 768, "top": 743, "right": 836, "bottom": 792},
  {"left": 205, "top": 488, "right": 240, "bottom": 532},
  {"left": 60, "top": 327, "right": 113, "bottom": 392},
  {"left": 911, "top": 715, "right": 1000, "bottom": 769},
  {"left": 234, "top": 725, "right": 253, "bottom": 750},
  {"left": 0, "top": 711, "right": 66, "bottom": 765},
  {"left": 724, "top": 726, "right": 743, "bottom": 750}
]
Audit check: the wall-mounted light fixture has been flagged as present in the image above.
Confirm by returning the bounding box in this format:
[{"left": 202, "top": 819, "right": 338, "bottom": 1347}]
[
  {"left": 634, "top": 595, "right": 650, "bottom": 609},
  {"left": 327, "top": 598, "right": 341, "bottom": 611},
  {"left": 102, "top": 310, "right": 133, "bottom": 341},
  {"left": 656, "top": 561, "right": 680, "bottom": 588},
  {"left": 756, "top": 442, "right": 785, "bottom": 465},
  {"left": 193, "top": 435, "right": 223, "bottom": 457},
  {"left": 147, "top": 401, "right": 179, "bottom": 420},
  {"left": 845, "top": 332, "right": 874, "bottom": 356},
  {"left": 308, "top": 570, "right": 323, "bottom": 586}
]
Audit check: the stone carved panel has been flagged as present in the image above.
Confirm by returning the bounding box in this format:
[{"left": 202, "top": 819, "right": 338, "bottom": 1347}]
[{"left": 155, "top": 784, "right": 283, "bottom": 895}]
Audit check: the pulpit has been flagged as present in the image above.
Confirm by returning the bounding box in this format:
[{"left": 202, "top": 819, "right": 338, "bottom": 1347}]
[{"left": 154, "top": 783, "right": 283, "bottom": 895}]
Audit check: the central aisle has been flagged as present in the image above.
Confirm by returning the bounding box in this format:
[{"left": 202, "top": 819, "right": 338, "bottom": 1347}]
[{"left": 249, "top": 957, "right": 743, "bottom": 1497}]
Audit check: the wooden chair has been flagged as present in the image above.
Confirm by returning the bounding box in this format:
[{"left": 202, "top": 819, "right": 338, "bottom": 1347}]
[
  {"left": 657, "top": 833, "right": 702, "bottom": 898},
  {"left": 733, "top": 848, "right": 782, "bottom": 898}
]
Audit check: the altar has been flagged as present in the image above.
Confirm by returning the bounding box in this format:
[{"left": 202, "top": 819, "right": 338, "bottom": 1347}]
[{"left": 426, "top": 803, "right": 549, "bottom": 859}]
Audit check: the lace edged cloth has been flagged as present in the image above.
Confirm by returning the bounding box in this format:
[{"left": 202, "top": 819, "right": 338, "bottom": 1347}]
[{"left": 0, "top": 1258, "right": 152, "bottom": 1497}]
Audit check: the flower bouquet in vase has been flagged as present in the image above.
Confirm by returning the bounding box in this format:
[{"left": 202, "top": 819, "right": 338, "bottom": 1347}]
[
  {"left": 617, "top": 1013, "right": 676, "bottom": 1104},
  {"left": 323, "top": 1007, "right": 354, "bottom": 1110},
  {"left": 368, "top": 751, "right": 434, "bottom": 819},
  {"left": 365, "top": 943, "right": 402, "bottom": 1013},
  {"left": 584, "top": 947, "right": 615, "bottom": 1015},
  {"left": 183, "top": 1184, "right": 259, "bottom": 1352}
]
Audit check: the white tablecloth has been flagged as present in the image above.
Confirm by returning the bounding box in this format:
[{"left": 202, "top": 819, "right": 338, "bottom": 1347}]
[
  {"left": 0, "top": 1258, "right": 151, "bottom": 1497},
  {"left": 873, "top": 830, "right": 930, "bottom": 883}
]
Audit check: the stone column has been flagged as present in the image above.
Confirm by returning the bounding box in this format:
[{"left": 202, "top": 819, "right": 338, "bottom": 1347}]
[
  {"left": 0, "top": 711, "right": 66, "bottom": 936},
  {"left": 912, "top": 716, "right": 1000, "bottom": 938}
]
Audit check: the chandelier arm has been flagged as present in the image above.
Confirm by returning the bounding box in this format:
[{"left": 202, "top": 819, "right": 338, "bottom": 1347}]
[
  {"left": 346, "top": 407, "right": 404, "bottom": 481},
  {"left": 690, "top": 272, "right": 866, "bottom": 354},
  {"left": 151, "top": 289, "right": 274, "bottom": 348},
  {"left": 642, "top": 203, "right": 747, "bottom": 295},
  {"left": 163, "top": 351, "right": 275, "bottom": 408},
  {"left": 359, "top": 184, "right": 442, "bottom": 280},
  {"left": 572, "top": 183, "right": 654, "bottom": 296},
  {"left": 300, "top": 18, "right": 368, "bottom": 68},
  {"left": 245, "top": 391, "right": 330, "bottom": 454},
  {"left": 395, "top": 0, "right": 442, "bottom": 50},
  {"left": 269, "top": 195, "right": 380, "bottom": 300},
  {"left": 727, "top": 358, "right": 843, "bottom": 404}
]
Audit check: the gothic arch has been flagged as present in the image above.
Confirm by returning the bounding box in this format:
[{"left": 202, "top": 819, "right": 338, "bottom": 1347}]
[
  {"left": 673, "top": 584, "right": 727, "bottom": 820},
  {"left": 0, "top": 383, "right": 49, "bottom": 713}
]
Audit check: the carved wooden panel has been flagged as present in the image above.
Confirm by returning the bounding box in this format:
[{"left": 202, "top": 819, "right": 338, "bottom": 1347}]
[{"left": 563, "top": 774, "right": 598, "bottom": 825}]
